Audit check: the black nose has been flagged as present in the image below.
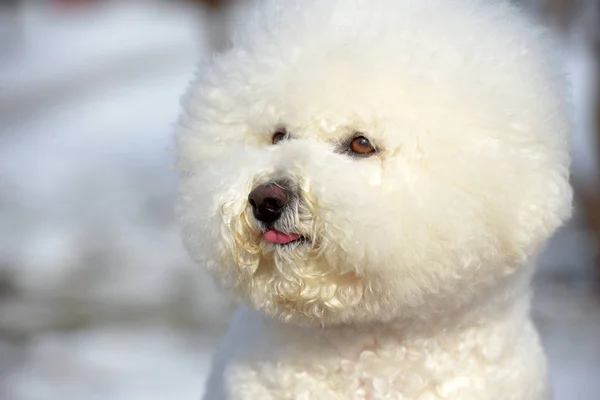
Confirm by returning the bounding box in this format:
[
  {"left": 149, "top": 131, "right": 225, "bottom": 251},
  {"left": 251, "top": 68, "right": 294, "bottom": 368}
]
[{"left": 248, "top": 182, "right": 290, "bottom": 223}]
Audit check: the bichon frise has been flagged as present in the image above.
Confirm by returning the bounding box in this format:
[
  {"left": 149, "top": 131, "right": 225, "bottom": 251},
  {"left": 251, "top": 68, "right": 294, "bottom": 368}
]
[{"left": 176, "top": 0, "right": 572, "bottom": 398}]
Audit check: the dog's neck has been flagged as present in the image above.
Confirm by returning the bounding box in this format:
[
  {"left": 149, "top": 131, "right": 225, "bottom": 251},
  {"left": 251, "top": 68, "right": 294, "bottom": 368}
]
[
  {"left": 327, "top": 262, "right": 534, "bottom": 336},
  {"left": 322, "top": 277, "right": 532, "bottom": 348},
  {"left": 327, "top": 289, "right": 530, "bottom": 350},
  {"left": 252, "top": 265, "right": 535, "bottom": 352}
]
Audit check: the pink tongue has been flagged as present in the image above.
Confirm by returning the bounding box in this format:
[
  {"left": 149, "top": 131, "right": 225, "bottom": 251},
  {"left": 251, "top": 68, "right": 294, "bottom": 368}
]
[{"left": 264, "top": 230, "right": 300, "bottom": 244}]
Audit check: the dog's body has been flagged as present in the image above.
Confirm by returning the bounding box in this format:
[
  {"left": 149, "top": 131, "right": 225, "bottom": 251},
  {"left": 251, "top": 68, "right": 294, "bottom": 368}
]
[
  {"left": 204, "top": 285, "right": 548, "bottom": 399},
  {"left": 176, "top": 0, "right": 572, "bottom": 398}
]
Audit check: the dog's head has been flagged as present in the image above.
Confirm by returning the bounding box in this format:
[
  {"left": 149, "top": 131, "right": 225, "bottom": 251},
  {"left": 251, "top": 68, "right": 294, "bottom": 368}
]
[{"left": 176, "top": 0, "right": 572, "bottom": 325}]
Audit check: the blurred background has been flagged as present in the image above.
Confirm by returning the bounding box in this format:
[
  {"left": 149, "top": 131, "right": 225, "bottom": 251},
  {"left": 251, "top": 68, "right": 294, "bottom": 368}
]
[{"left": 0, "top": 0, "right": 598, "bottom": 399}]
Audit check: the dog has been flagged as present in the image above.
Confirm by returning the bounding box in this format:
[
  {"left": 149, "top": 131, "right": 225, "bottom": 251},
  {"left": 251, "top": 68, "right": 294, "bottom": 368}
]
[{"left": 176, "top": 0, "right": 572, "bottom": 398}]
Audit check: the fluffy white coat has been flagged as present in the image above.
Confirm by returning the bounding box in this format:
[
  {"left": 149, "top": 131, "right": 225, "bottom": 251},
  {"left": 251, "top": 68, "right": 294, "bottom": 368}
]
[{"left": 176, "top": 0, "right": 572, "bottom": 398}]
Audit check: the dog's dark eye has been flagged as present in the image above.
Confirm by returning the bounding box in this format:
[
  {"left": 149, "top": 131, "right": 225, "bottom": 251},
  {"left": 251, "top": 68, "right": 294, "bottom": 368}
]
[
  {"left": 272, "top": 130, "right": 288, "bottom": 145},
  {"left": 350, "top": 136, "right": 376, "bottom": 155}
]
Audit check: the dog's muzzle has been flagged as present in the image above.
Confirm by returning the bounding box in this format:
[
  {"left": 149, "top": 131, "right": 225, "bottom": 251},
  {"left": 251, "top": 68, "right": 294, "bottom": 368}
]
[{"left": 248, "top": 182, "right": 291, "bottom": 223}]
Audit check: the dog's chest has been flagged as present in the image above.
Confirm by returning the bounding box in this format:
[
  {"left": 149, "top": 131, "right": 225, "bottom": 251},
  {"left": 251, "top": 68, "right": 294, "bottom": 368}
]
[{"left": 211, "top": 308, "right": 548, "bottom": 400}]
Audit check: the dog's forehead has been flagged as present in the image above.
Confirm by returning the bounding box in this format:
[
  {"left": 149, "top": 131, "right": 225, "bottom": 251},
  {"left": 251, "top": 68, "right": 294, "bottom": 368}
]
[
  {"left": 178, "top": 0, "right": 567, "bottom": 169},
  {"left": 238, "top": 49, "right": 455, "bottom": 141},
  {"left": 217, "top": 0, "right": 556, "bottom": 137}
]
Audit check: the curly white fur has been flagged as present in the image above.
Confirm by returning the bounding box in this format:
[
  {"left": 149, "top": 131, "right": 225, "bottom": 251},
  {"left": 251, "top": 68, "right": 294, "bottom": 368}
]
[{"left": 175, "top": 0, "right": 572, "bottom": 398}]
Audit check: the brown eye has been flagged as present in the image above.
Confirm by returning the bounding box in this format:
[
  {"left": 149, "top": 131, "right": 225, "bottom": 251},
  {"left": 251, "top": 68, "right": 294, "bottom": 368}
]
[
  {"left": 272, "top": 130, "right": 288, "bottom": 145},
  {"left": 350, "top": 136, "right": 376, "bottom": 155}
]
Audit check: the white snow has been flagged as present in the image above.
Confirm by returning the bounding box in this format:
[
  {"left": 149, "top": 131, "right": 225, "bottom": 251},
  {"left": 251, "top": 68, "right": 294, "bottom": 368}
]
[{"left": 0, "top": 2, "right": 230, "bottom": 398}]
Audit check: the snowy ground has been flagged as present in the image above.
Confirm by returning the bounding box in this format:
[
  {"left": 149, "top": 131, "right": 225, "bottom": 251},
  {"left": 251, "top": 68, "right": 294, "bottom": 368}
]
[{"left": 0, "top": 1, "right": 598, "bottom": 399}]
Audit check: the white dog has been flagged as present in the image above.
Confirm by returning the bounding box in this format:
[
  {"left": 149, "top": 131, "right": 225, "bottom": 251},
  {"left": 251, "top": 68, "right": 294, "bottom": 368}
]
[{"left": 176, "top": 0, "right": 572, "bottom": 398}]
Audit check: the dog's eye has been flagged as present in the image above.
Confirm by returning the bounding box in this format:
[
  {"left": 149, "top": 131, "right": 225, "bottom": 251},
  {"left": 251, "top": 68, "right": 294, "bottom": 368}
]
[
  {"left": 350, "top": 136, "right": 376, "bottom": 155},
  {"left": 272, "top": 130, "right": 288, "bottom": 145}
]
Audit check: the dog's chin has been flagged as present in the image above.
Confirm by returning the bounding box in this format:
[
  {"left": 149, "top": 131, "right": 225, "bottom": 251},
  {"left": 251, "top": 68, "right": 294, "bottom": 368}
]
[{"left": 226, "top": 213, "right": 366, "bottom": 324}]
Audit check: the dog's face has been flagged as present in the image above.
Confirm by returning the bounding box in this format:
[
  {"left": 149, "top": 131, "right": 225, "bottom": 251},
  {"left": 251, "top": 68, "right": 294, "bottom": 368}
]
[{"left": 177, "top": 0, "right": 572, "bottom": 325}]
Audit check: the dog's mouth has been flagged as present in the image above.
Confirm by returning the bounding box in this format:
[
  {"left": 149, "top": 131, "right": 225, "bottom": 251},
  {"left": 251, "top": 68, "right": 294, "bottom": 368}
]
[{"left": 263, "top": 229, "right": 305, "bottom": 245}]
